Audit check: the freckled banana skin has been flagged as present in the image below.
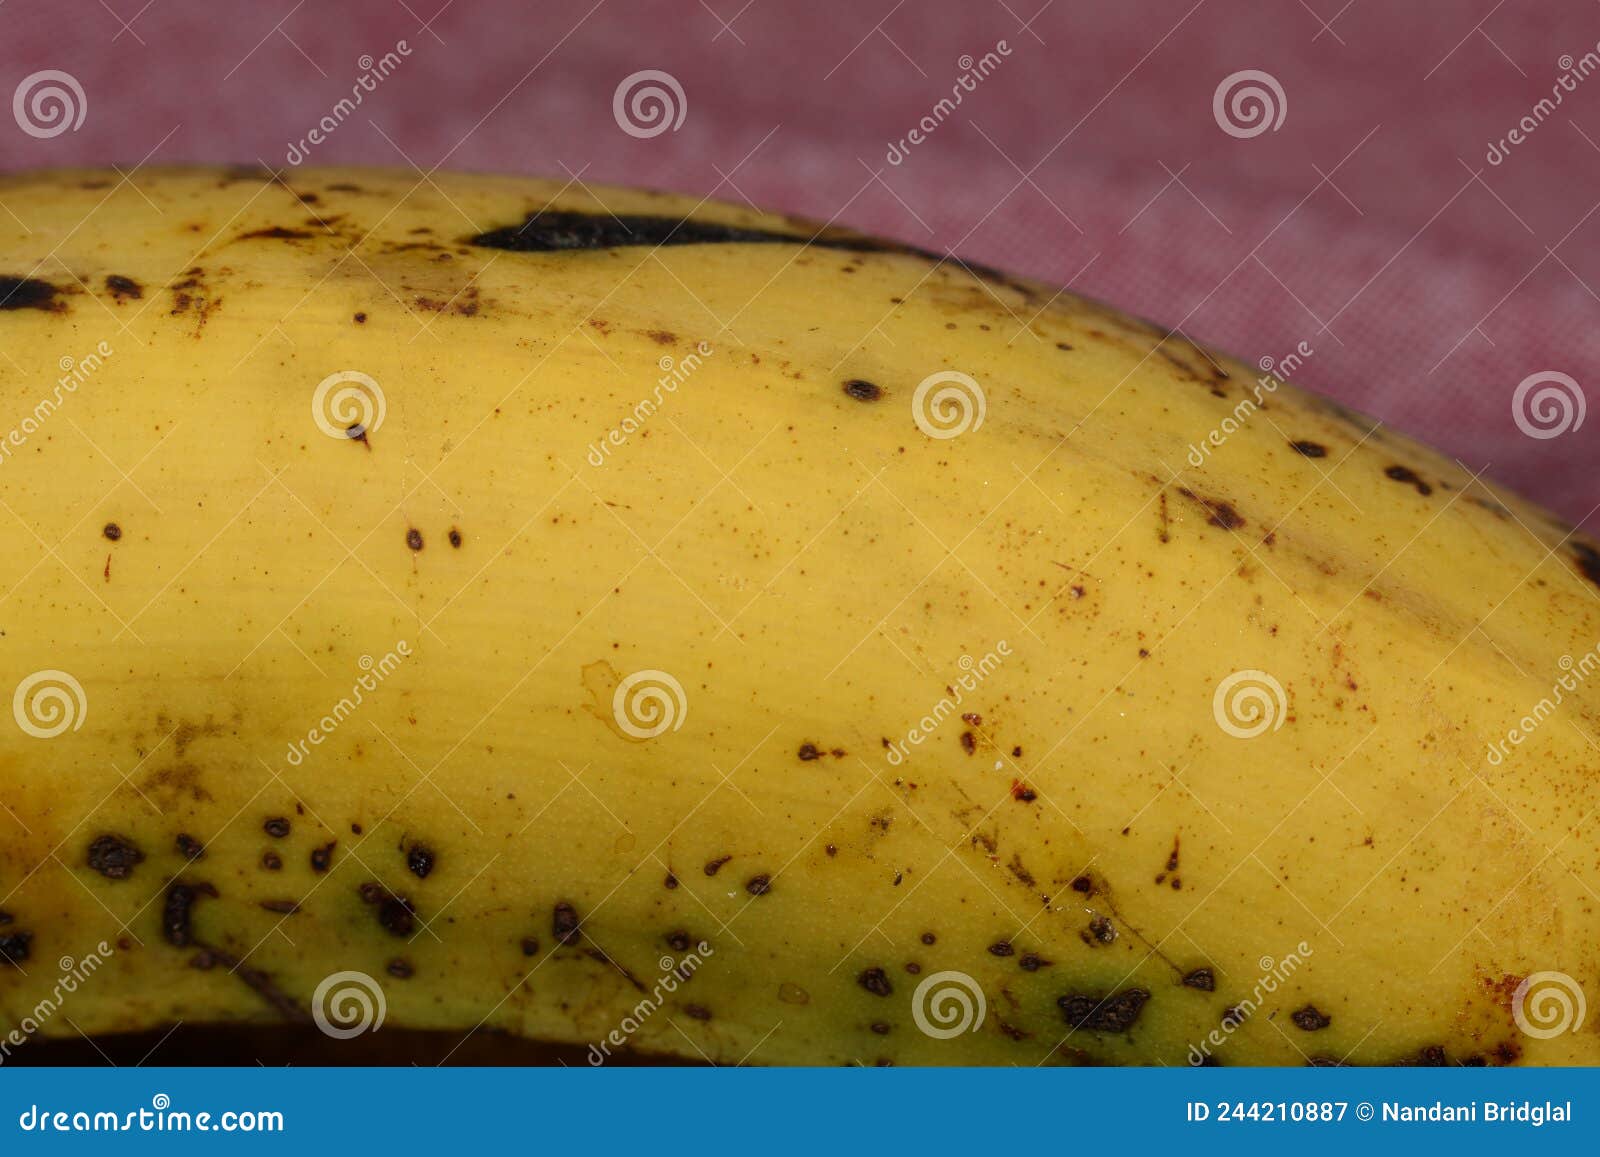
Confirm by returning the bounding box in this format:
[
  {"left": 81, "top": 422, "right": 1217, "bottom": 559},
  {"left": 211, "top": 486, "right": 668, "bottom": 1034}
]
[{"left": 0, "top": 166, "right": 1596, "bottom": 1067}]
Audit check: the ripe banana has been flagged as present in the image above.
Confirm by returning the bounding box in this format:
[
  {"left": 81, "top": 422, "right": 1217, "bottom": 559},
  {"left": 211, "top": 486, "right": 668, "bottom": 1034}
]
[{"left": 0, "top": 166, "right": 1595, "bottom": 1067}]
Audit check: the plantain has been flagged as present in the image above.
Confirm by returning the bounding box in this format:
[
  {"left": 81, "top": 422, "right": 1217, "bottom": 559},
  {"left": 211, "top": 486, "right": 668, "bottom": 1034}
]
[{"left": 0, "top": 166, "right": 1594, "bottom": 1067}]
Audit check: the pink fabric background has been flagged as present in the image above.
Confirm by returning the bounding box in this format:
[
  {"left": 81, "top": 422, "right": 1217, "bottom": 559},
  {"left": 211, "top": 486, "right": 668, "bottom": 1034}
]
[{"left": 3, "top": 0, "right": 1597, "bottom": 525}]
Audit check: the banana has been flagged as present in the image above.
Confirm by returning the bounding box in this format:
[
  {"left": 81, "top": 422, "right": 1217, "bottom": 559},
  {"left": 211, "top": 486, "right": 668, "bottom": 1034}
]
[{"left": 0, "top": 166, "right": 1595, "bottom": 1067}]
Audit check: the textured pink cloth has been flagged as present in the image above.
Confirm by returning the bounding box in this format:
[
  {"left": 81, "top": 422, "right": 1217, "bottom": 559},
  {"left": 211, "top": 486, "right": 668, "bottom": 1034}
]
[{"left": 3, "top": 0, "right": 1596, "bottom": 524}]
